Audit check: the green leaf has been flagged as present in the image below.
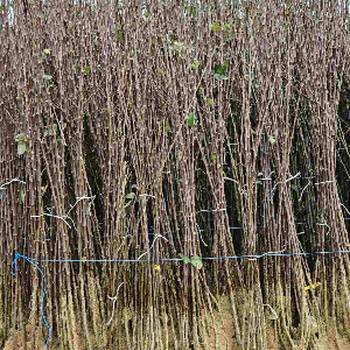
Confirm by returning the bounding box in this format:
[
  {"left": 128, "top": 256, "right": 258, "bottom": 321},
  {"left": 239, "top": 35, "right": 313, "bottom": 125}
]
[
  {"left": 210, "top": 153, "right": 217, "bottom": 162},
  {"left": 142, "top": 8, "right": 152, "bottom": 21},
  {"left": 223, "top": 23, "right": 233, "bottom": 31},
  {"left": 81, "top": 66, "right": 92, "bottom": 75},
  {"left": 180, "top": 255, "right": 191, "bottom": 264},
  {"left": 211, "top": 21, "right": 221, "bottom": 32},
  {"left": 180, "top": 255, "right": 203, "bottom": 269},
  {"left": 185, "top": 5, "right": 197, "bottom": 17},
  {"left": 190, "top": 256, "right": 203, "bottom": 270},
  {"left": 171, "top": 41, "right": 184, "bottom": 56},
  {"left": 165, "top": 36, "right": 185, "bottom": 58},
  {"left": 115, "top": 29, "right": 124, "bottom": 42},
  {"left": 15, "top": 133, "right": 29, "bottom": 156},
  {"left": 190, "top": 59, "right": 201, "bottom": 70},
  {"left": 268, "top": 135, "right": 276, "bottom": 145},
  {"left": 187, "top": 112, "right": 197, "bottom": 127},
  {"left": 206, "top": 98, "right": 215, "bottom": 106},
  {"left": 19, "top": 189, "right": 26, "bottom": 204},
  {"left": 15, "top": 133, "right": 28, "bottom": 143},
  {"left": 213, "top": 61, "right": 229, "bottom": 80},
  {"left": 17, "top": 142, "right": 27, "bottom": 156}
]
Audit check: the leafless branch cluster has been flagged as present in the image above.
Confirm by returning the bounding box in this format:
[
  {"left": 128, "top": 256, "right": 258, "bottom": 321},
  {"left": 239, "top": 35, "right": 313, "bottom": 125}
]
[{"left": 0, "top": 1, "right": 350, "bottom": 349}]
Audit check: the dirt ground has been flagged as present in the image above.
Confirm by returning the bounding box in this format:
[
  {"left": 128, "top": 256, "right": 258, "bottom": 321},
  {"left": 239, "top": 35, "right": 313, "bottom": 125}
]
[
  {"left": 3, "top": 328, "right": 350, "bottom": 350},
  {"left": 3, "top": 298, "right": 350, "bottom": 350}
]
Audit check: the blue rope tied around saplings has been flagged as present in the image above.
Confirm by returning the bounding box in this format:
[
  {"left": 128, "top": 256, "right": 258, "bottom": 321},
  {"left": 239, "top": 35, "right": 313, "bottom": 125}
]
[{"left": 11, "top": 252, "right": 52, "bottom": 350}]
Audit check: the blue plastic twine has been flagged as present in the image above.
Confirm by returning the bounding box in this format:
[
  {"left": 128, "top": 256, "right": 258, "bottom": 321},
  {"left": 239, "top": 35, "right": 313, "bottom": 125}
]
[{"left": 11, "top": 252, "right": 52, "bottom": 350}]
